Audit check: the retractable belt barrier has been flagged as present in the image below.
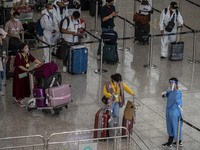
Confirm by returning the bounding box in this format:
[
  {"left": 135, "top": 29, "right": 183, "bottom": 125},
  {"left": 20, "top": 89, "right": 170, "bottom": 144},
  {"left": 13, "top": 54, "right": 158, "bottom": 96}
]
[
  {"left": 182, "top": 118, "right": 200, "bottom": 132},
  {"left": 184, "top": 0, "right": 200, "bottom": 7}
]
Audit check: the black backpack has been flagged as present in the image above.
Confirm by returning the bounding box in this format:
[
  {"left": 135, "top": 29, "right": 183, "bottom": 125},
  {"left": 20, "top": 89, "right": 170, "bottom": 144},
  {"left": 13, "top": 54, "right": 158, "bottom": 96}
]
[{"left": 60, "top": 17, "right": 70, "bottom": 33}]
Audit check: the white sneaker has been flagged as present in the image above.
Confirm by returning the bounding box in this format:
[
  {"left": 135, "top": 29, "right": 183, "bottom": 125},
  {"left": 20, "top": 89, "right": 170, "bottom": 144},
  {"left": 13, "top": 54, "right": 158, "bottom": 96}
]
[
  {"left": 0, "top": 91, "right": 5, "bottom": 96},
  {"left": 63, "top": 66, "right": 67, "bottom": 73}
]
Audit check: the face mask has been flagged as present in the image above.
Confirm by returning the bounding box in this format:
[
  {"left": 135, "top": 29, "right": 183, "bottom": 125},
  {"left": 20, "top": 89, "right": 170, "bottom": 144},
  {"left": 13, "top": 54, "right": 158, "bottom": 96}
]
[
  {"left": 24, "top": 48, "right": 29, "bottom": 53},
  {"left": 14, "top": 18, "right": 19, "bottom": 21},
  {"left": 64, "top": 2, "right": 69, "bottom": 5},
  {"left": 49, "top": 9, "right": 54, "bottom": 13}
]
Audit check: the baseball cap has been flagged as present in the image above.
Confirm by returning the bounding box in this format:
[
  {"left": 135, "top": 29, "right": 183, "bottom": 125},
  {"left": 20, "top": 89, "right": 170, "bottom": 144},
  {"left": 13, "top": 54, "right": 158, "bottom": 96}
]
[
  {"left": 0, "top": 28, "right": 7, "bottom": 39},
  {"left": 170, "top": 2, "right": 178, "bottom": 9}
]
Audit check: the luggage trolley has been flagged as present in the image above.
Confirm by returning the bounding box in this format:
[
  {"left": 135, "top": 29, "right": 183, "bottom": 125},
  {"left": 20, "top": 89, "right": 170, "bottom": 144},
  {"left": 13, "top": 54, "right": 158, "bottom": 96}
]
[{"left": 27, "top": 71, "right": 72, "bottom": 115}]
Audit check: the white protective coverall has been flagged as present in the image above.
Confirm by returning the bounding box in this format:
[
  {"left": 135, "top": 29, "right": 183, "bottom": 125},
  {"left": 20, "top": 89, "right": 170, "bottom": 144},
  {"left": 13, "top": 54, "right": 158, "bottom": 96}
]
[
  {"left": 41, "top": 9, "right": 59, "bottom": 63},
  {"left": 139, "top": 0, "right": 152, "bottom": 15},
  {"left": 53, "top": 0, "right": 69, "bottom": 26},
  {"left": 159, "top": 6, "right": 183, "bottom": 57}
]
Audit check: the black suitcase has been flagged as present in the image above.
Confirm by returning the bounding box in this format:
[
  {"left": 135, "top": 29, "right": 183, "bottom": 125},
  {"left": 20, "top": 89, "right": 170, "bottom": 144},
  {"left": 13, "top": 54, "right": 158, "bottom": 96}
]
[
  {"left": 103, "top": 43, "right": 119, "bottom": 64},
  {"left": 134, "top": 22, "right": 150, "bottom": 45},
  {"left": 36, "top": 72, "right": 62, "bottom": 89},
  {"left": 168, "top": 41, "right": 184, "bottom": 61}
]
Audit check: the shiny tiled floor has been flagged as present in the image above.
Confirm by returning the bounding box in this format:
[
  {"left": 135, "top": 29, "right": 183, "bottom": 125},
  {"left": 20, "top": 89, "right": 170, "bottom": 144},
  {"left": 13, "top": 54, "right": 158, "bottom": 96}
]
[{"left": 0, "top": 0, "right": 200, "bottom": 149}]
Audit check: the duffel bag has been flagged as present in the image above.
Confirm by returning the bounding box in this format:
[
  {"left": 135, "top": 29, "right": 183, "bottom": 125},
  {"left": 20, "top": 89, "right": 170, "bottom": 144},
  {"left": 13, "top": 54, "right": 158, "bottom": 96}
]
[
  {"left": 101, "top": 30, "right": 118, "bottom": 44},
  {"left": 34, "top": 62, "right": 58, "bottom": 79}
]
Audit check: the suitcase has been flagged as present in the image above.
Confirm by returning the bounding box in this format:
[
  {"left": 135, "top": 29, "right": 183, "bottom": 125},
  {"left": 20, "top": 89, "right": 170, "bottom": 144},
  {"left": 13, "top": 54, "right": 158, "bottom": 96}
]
[
  {"left": 134, "top": 22, "right": 150, "bottom": 44},
  {"left": 34, "top": 62, "right": 58, "bottom": 79},
  {"left": 168, "top": 41, "right": 184, "bottom": 61},
  {"left": 36, "top": 72, "right": 62, "bottom": 89},
  {"left": 122, "top": 115, "right": 134, "bottom": 135},
  {"left": 45, "top": 84, "right": 72, "bottom": 107},
  {"left": 101, "top": 30, "right": 118, "bottom": 44},
  {"left": 103, "top": 43, "right": 119, "bottom": 64},
  {"left": 94, "top": 108, "right": 109, "bottom": 138},
  {"left": 68, "top": 45, "right": 88, "bottom": 74},
  {"left": 33, "top": 88, "right": 46, "bottom": 107}
]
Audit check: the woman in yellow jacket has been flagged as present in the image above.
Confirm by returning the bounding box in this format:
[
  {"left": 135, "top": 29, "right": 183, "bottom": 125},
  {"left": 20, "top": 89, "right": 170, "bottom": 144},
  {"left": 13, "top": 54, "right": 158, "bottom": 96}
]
[{"left": 103, "top": 73, "right": 135, "bottom": 122}]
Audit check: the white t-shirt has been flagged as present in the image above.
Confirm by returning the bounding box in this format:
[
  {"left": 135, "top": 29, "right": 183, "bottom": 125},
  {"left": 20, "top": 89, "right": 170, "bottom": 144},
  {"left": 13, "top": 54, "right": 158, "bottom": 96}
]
[{"left": 62, "top": 16, "right": 81, "bottom": 43}]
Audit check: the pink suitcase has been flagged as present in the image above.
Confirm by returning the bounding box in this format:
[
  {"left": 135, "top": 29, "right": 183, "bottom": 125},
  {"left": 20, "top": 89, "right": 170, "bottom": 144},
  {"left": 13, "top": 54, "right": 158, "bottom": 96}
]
[
  {"left": 33, "top": 88, "right": 46, "bottom": 107},
  {"left": 45, "top": 84, "right": 72, "bottom": 107},
  {"left": 34, "top": 62, "right": 58, "bottom": 79}
]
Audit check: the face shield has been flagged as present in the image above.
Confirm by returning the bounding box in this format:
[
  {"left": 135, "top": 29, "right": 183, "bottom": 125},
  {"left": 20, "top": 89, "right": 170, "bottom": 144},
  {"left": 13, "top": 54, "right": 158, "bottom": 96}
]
[{"left": 169, "top": 80, "right": 177, "bottom": 91}]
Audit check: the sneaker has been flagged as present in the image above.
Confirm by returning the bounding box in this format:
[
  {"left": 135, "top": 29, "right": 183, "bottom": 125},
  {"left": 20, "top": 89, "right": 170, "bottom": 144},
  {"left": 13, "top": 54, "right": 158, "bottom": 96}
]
[
  {"left": 161, "top": 56, "right": 167, "bottom": 60},
  {"left": 162, "top": 142, "right": 172, "bottom": 149},
  {"left": 173, "top": 141, "right": 183, "bottom": 147},
  {"left": 63, "top": 66, "right": 67, "bottom": 73},
  {"left": 18, "top": 100, "right": 25, "bottom": 108},
  {"left": 0, "top": 91, "right": 5, "bottom": 96}
]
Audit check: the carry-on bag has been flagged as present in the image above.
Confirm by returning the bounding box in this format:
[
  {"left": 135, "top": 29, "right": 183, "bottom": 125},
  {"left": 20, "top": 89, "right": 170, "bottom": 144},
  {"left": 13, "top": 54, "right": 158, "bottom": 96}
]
[
  {"left": 46, "top": 84, "right": 72, "bottom": 107},
  {"left": 36, "top": 72, "right": 62, "bottom": 89},
  {"left": 94, "top": 107, "right": 110, "bottom": 138},
  {"left": 68, "top": 45, "right": 88, "bottom": 74},
  {"left": 34, "top": 62, "right": 58, "bottom": 79},
  {"left": 33, "top": 88, "right": 46, "bottom": 107},
  {"left": 103, "top": 43, "right": 119, "bottom": 64},
  {"left": 122, "top": 100, "right": 135, "bottom": 135},
  {"left": 133, "top": 12, "right": 149, "bottom": 25},
  {"left": 134, "top": 22, "right": 150, "bottom": 44},
  {"left": 101, "top": 30, "right": 118, "bottom": 44},
  {"left": 168, "top": 41, "right": 184, "bottom": 61},
  {"left": 168, "top": 27, "right": 184, "bottom": 61}
]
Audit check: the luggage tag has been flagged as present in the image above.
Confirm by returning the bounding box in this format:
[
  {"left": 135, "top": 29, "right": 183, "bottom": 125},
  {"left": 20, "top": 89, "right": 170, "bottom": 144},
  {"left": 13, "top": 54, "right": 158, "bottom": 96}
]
[{"left": 18, "top": 72, "right": 28, "bottom": 79}]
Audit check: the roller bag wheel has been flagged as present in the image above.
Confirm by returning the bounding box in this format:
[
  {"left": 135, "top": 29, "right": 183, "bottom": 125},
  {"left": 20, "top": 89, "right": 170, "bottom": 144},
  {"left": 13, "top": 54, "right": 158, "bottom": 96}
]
[
  {"left": 68, "top": 45, "right": 88, "bottom": 74},
  {"left": 134, "top": 22, "right": 150, "bottom": 45},
  {"left": 94, "top": 108, "right": 109, "bottom": 138},
  {"left": 168, "top": 41, "right": 184, "bottom": 61},
  {"left": 103, "top": 43, "right": 119, "bottom": 64},
  {"left": 36, "top": 72, "right": 62, "bottom": 89},
  {"left": 122, "top": 115, "right": 134, "bottom": 135}
]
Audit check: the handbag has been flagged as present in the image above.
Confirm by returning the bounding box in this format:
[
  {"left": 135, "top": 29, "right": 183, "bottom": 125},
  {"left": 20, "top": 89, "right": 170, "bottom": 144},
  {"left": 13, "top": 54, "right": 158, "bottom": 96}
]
[
  {"left": 101, "top": 96, "right": 108, "bottom": 105},
  {"left": 133, "top": 12, "right": 149, "bottom": 25},
  {"left": 165, "top": 14, "right": 175, "bottom": 32},
  {"left": 124, "top": 100, "right": 135, "bottom": 120}
]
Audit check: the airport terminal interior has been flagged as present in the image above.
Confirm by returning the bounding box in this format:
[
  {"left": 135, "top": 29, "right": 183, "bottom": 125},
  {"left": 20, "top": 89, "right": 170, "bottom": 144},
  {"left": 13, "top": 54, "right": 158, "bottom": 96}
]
[{"left": 0, "top": 0, "right": 200, "bottom": 149}]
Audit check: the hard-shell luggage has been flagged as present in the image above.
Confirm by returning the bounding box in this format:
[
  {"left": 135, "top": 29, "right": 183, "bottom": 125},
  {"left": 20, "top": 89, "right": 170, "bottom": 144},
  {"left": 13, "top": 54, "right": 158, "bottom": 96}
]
[
  {"left": 94, "top": 108, "right": 109, "bottom": 138},
  {"left": 33, "top": 88, "right": 46, "bottom": 107},
  {"left": 101, "top": 30, "right": 118, "bottom": 44},
  {"left": 68, "top": 45, "right": 88, "bottom": 74},
  {"left": 168, "top": 41, "right": 184, "bottom": 61},
  {"left": 134, "top": 22, "right": 150, "bottom": 45},
  {"left": 103, "top": 43, "right": 119, "bottom": 64},
  {"left": 36, "top": 72, "right": 62, "bottom": 89},
  {"left": 46, "top": 84, "right": 72, "bottom": 107},
  {"left": 34, "top": 62, "right": 58, "bottom": 79},
  {"left": 122, "top": 115, "right": 134, "bottom": 135}
]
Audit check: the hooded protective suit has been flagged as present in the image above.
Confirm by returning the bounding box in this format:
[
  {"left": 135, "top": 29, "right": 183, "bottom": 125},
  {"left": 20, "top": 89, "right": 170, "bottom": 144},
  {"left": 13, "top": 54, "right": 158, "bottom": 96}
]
[
  {"left": 165, "top": 89, "right": 183, "bottom": 141},
  {"left": 41, "top": 9, "right": 59, "bottom": 63},
  {"left": 159, "top": 6, "right": 183, "bottom": 57}
]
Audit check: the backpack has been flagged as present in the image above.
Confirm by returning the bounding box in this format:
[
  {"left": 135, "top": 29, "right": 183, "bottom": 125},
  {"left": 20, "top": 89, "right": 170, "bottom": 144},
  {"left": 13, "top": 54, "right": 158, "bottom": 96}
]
[
  {"left": 36, "top": 14, "right": 49, "bottom": 37},
  {"left": 60, "top": 17, "right": 70, "bottom": 33}
]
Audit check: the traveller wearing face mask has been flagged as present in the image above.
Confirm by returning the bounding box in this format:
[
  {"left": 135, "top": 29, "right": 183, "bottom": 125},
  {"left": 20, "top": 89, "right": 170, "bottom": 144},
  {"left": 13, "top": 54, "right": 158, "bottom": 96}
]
[
  {"left": 13, "top": 43, "right": 41, "bottom": 107},
  {"left": 159, "top": 2, "right": 183, "bottom": 59},
  {"left": 40, "top": 3, "right": 60, "bottom": 63},
  {"left": 103, "top": 73, "right": 135, "bottom": 125},
  {"left": 4, "top": 11, "right": 24, "bottom": 40},
  {"left": 60, "top": 11, "right": 82, "bottom": 72},
  {"left": 161, "top": 77, "right": 183, "bottom": 148}
]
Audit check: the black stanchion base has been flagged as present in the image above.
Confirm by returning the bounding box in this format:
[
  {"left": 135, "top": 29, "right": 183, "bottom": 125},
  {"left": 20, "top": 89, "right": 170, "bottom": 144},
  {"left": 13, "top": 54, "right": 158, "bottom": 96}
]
[{"left": 94, "top": 69, "right": 108, "bottom": 74}]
